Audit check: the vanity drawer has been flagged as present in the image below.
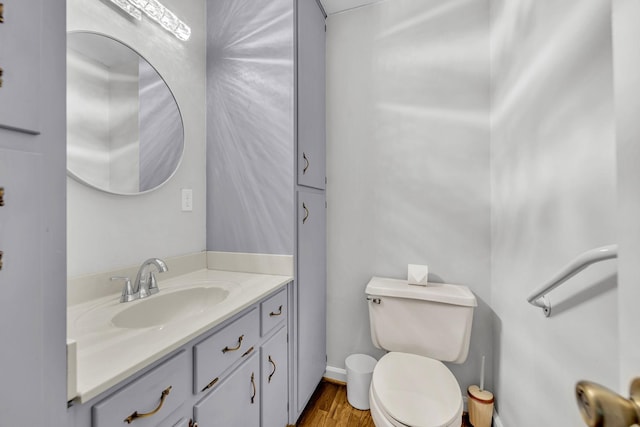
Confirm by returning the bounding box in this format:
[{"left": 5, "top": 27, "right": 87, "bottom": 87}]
[
  {"left": 194, "top": 307, "right": 259, "bottom": 393},
  {"left": 92, "top": 351, "right": 189, "bottom": 427},
  {"left": 261, "top": 288, "right": 287, "bottom": 336}
]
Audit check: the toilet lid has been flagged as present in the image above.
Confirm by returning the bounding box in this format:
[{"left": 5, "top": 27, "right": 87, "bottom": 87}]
[{"left": 371, "top": 352, "right": 462, "bottom": 427}]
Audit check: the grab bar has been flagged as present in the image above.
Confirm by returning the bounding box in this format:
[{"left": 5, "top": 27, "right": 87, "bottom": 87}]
[{"left": 527, "top": 244, "right": 617, "bottom": 317}]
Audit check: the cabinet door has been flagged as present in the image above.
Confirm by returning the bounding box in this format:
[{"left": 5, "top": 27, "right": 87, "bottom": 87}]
[
  {"left": 194, "top": 353, "right": 260, "bottom": 427},
  {"left": 0, "top": 149, "right": 45, "bottom": 425},
  {"left": 297, "top": 0, "right": 326, "bottom": 190},
  {"left": 261, "top": 327, "right": 288, "bottom": 427},
  {"left": 296, "top": 190, "right": 326, "bottom": 412},
  {"left": 0, "top": 0, "right": 42, "bottom": 134}
]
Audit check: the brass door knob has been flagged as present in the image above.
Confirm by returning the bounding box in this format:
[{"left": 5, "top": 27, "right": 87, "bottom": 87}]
[{"left": 576, "top": 378, "right": 640, "bottom": 427}]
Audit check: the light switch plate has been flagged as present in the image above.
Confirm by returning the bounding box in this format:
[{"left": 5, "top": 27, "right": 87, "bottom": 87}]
[{"left": 181, "top": 189, "right": 193, "bottom": 212}]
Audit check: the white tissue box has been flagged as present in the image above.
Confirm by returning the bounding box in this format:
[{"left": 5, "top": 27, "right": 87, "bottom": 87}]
[{"left": 408, "top": 264, "right": 429, "bottom": 286}]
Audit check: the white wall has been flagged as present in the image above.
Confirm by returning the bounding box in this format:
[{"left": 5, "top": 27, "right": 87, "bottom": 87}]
[
  {"left": 67, "top": 0, "right": 206, "bottom": 277},
  {"left": 490, "top": 1, "right": 618, "bottom": 425},
  {"left": 326, "top": 0, "right": 492, "bottom": 392},
  {"left": 612, "top": 0, "right": 640, "bottom": 392}
]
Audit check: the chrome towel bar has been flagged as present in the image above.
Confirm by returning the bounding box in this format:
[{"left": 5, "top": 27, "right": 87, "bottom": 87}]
[{"left": 527, "top": 244, "right": 617, "bottom": 317}]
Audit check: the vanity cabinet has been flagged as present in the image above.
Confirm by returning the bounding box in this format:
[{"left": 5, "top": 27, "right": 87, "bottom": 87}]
[{"left": 67, "top": 284, "right": 291, "bottom": 427}]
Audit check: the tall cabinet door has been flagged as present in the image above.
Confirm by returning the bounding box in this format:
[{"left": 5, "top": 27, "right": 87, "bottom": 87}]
[
  {"left": 0, "top": 149, "right": 44, "bottom": 425},
  {"left": 0, "top": 0, "right": 66, "bottom": 425},
  {"left": 297, "top": 0, "right": 326, "bottom": 190},
  {"left": 296, "top": 190, "right": 326, "bottom": 412}
]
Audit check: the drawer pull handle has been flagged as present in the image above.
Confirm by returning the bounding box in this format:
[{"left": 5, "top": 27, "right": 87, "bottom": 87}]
[
  {"left": 302, "top": 203, "right": 309, "bottom": 224},
  {"left": 0, "top": 187, "right": 4, "bottom": 206},
  {"left": 201, "top": 377, "right": 219, "bottom": 392},
  {"left": 0, "top": 251, "right": 3, "bottom": 271},
  {"left": 124, "top": 385, "right": 172, "bottom": 424},
  {"left": 0, "top": 4, "right": 3, "bottom": 23},
  {"left": 250, "top": 373, "right": 256, "bottom": 404},
  {"left": 268, "top": 356, "right": 276, "bottom": 383},
  {"left": 241, "top": 346, "right": 254, "bottom": 358},
  {"left": 269, "top": 305, "right": 283, "bottom": 317},
  {"left": 222, "top": 335, "right": 244, "bottom": 353},
  {"left": 303, "top": 152, "right": 309, "bottom": 174}
]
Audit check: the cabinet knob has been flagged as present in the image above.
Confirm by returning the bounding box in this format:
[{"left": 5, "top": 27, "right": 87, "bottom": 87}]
[
  {"left": 124, "top": 385, "right": 172, "bottom": 424},
  {"left": 0, "top": 186, "right": 4, "bottom": 206},
  {"left": 222, "top": 335, "right": 244, "bottom": 353},
  {"left": 302, "top": 203, "right": 309, "bottom": 224},
  {"left": 302, "top": 152, "right": 309, "bottom": 174},
  {"left": 268, "top": 355, "right": 276, "bottom": 383},
  {"left": 269, "top": 305, "right": 283, "bottom": 317},
  {"left": 250, "top": 372, "right": 256, "bottom": 404}
]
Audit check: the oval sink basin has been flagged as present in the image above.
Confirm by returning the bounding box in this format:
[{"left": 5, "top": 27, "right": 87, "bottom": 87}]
[{"left": 112, "top": 286, "right": 230, "bottom": 329}]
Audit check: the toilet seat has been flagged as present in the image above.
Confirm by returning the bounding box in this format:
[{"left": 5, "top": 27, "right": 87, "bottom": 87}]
[{"left": 370, "top": 352, "right": 463, "bottom": 427}]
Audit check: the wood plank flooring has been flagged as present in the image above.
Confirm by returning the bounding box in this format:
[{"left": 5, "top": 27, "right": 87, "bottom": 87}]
[
  {"left": 296, "top": 379, "right": 472, "bottom": 427},
  {"left": 297, "top": 380, "right": 375, "bottom": 426}
]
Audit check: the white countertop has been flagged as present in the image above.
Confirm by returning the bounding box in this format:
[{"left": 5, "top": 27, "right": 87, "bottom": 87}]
[{"left": 67, "top": 269, "right": 292, "bottom": 403}]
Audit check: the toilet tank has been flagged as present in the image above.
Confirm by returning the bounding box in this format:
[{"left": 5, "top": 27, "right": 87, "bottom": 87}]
[{"left": 366, "top": 276, "right": 477, "bottom": 364}]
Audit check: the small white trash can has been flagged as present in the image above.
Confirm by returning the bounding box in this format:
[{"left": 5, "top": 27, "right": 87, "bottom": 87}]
[{"left": 345, "top": 354, "right": 378, "bottom": 410}]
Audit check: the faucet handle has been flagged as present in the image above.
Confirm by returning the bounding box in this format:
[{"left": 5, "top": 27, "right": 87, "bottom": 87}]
[
  {"left": 148, "top": 272, "right": 160, "bottom": 295},
  {"left": 111, "top": 276, "right": 138, "bottom": 303}
]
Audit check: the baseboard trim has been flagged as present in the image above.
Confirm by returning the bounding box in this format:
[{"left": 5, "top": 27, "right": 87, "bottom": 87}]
[
  {"left": 323, "top": 376, "right": 347, "bottom": 386},
  {"left": 493, "top": 410, "right": 504, "bottom": 427},
  {"left": 324, "top": 365, "right": 347, "bottom": 383}
]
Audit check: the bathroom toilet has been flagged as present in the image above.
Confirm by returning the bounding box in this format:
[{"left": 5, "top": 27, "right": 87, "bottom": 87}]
[{"left": 365, "top": 277, "right": 477, "bottom": 427}]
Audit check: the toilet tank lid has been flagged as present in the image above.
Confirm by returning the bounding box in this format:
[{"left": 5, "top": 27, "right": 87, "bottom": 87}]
[{"left": 366, "top": 277, "right": 477, "bottom": 307}]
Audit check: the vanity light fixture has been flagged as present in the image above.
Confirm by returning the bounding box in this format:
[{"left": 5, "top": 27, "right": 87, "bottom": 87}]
[
  {"left": 105, "top": 0, "right": 191, "bottom": 41},
  {"left": 126, "top": 0, "right": 191, "bottom": 41},
  {"left": 109, "top": 0, "right": 142, "bottom": 20}
]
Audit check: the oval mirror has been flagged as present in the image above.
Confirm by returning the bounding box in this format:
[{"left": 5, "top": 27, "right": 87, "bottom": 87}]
[{"left": 67, "top": 32, "right": 184, "bottom": 195}]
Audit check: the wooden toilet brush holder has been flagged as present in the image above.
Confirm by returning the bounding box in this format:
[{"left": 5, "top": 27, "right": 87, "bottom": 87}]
[{"left": 467, "top": 385, "right": 494, "bottom": 427}]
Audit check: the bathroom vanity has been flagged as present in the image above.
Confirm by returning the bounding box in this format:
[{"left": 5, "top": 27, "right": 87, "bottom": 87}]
[{"left": 67, "top": 269, "right": 292, "bottom": 427}]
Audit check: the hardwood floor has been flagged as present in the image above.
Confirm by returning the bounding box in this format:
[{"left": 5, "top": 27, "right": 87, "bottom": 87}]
[
  {"left": 296, "top": 379, "right": 472, "bottom": 427},
  {"left": 296, "top": 380, "right": 375, "bottom": 426}
]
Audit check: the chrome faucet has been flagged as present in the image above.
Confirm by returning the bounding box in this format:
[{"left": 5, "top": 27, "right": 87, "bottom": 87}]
[
  {"left": 110, "top": 258, "right": 168, "bottom": 303},
  {"left": 134, "top": 258, "right": 168, "bottom": 299}
]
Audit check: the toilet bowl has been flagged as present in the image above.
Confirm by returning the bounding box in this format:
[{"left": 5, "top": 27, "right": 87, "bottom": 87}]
[
  {"left": 365, "top": 277, "right": 476, "bottom": 427},
  {"left": 368, "top": 352, "right": 462, "bottom": 427}
]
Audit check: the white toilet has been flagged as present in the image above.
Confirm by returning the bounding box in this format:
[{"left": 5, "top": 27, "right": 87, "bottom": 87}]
[{"left": 365, "top": 276, "right": 477, "bottom": 427}]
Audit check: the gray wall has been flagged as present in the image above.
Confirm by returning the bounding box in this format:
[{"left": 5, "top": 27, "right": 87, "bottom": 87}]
[
  {"left": 490, "top": 1, "right": 618, "bottom": 425},
  {"left": 325, "top": 0, "right": 492, "bottom": 393},
  {"left": 67, "top": 0, "right": 206, "bottom": 277},
  {"left": 206, "top": 0, "right": 295, "bottom": 255}
]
